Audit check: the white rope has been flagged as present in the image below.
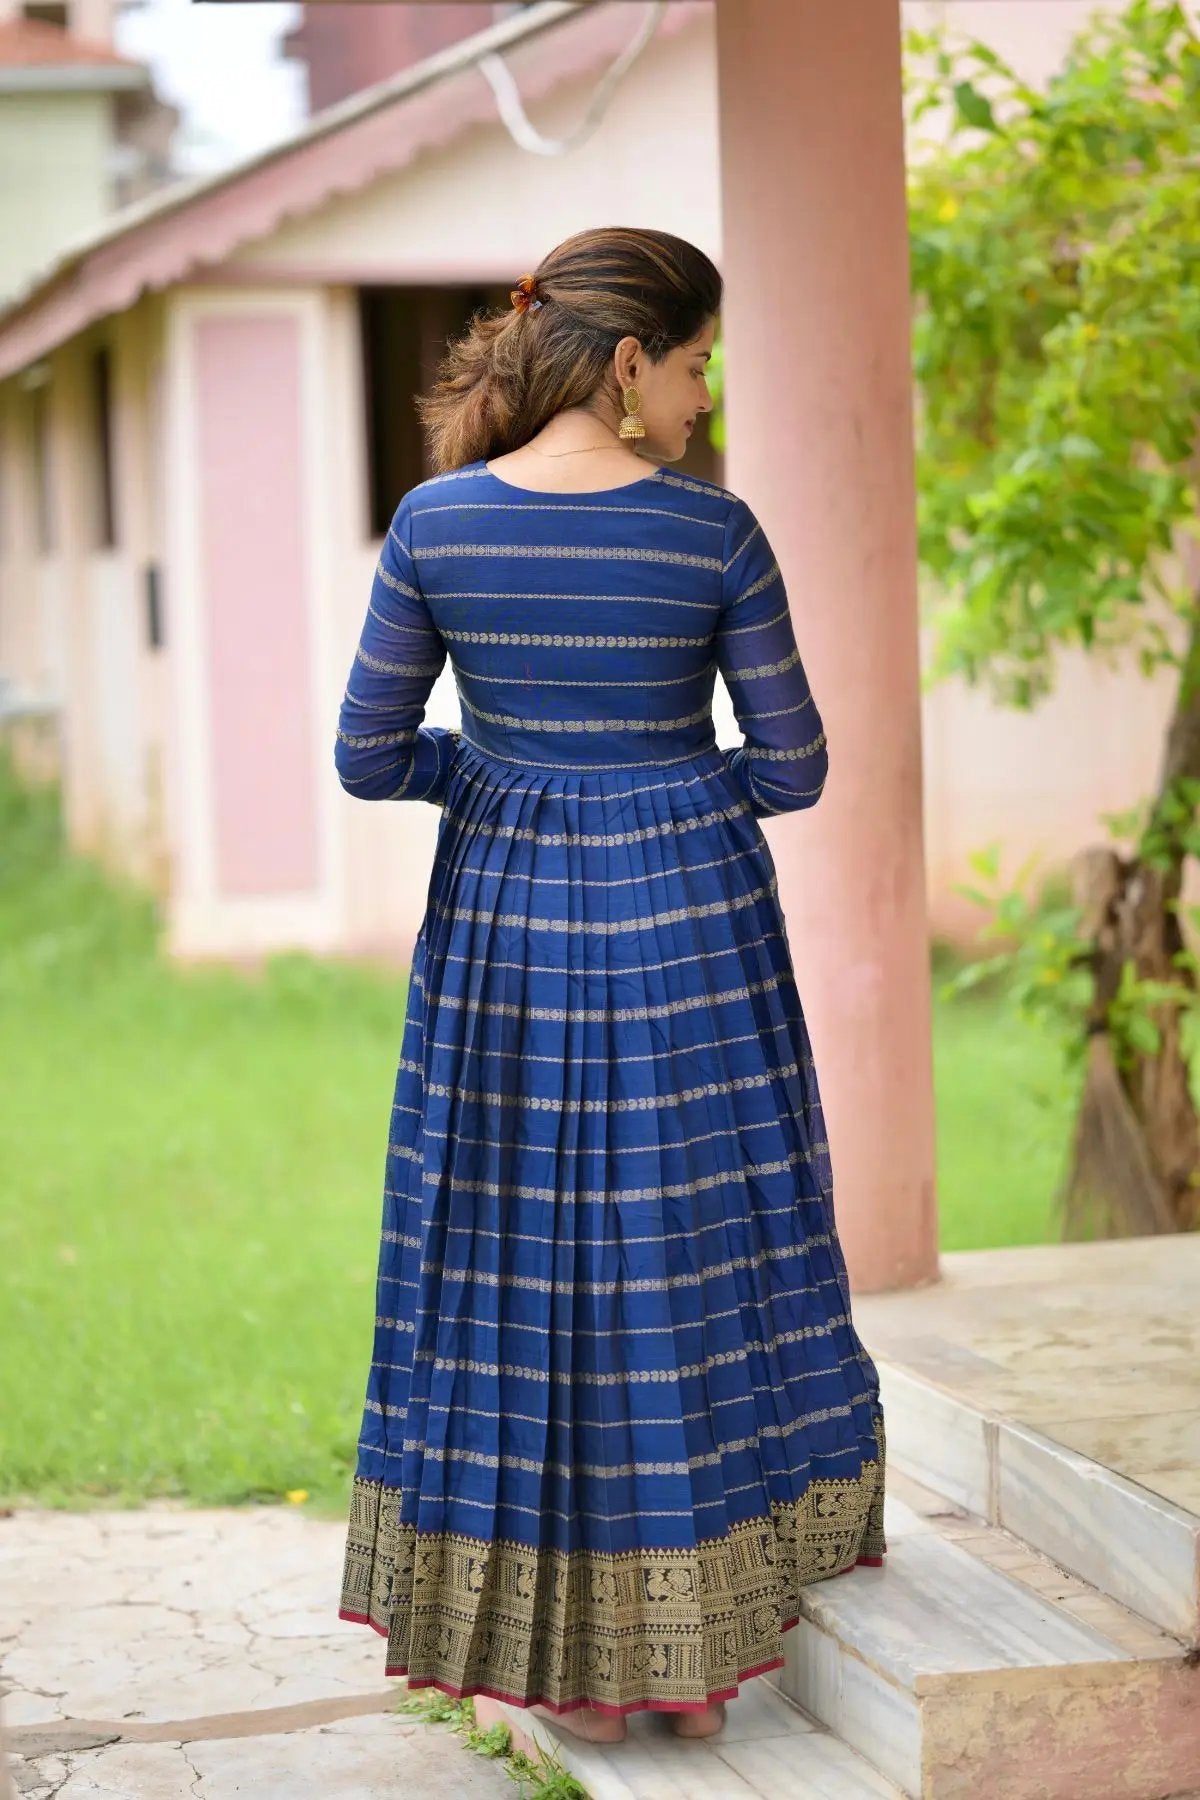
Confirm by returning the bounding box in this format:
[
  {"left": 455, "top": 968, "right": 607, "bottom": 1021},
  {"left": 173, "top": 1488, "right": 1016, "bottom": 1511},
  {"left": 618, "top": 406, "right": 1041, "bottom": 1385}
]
[{"left": 476, "top": 2, "right": 668, "bottom": 157}]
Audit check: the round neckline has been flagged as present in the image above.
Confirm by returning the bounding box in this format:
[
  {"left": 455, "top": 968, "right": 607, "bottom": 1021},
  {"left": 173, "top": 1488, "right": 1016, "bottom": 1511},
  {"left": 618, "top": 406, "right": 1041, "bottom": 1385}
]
[{"left": 478, "top": 456, "right": 665, "bottom": 497}]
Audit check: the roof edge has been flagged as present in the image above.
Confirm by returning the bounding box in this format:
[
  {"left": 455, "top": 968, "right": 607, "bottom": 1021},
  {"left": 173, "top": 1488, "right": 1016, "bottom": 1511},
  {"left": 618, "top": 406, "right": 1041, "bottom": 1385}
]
[
  {"left": 0, "top": 0, "right": 585, "bottom": 323},
  {"left": 0, "top": 64, "right": 148, "bottom": 91}
]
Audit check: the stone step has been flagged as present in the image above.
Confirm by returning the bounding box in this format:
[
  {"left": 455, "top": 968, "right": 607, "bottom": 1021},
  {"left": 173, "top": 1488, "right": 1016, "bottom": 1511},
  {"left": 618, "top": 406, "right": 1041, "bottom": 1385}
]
[
  {"left": 776, "top": 1468, "right": 1196, "bottom": 1800},
  {"left": 475, "top": 1468, "right": 1196, "bottom": 1800},
  {"left": 876, "top": 1358, "right": 1200, "bottom": 1646},
  {"left": 478, "top": 1666, "right": 909, "bottom": 1799}
]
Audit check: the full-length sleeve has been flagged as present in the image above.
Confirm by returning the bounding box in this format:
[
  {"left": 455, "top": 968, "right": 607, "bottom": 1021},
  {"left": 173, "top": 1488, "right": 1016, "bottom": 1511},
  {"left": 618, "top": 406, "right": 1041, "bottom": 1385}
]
[
  {"left": 333, "top": 492, "right": 460, "bottom": 805},
  {"left": 715, "top": 495, "right": 828, "bottom": 818}
]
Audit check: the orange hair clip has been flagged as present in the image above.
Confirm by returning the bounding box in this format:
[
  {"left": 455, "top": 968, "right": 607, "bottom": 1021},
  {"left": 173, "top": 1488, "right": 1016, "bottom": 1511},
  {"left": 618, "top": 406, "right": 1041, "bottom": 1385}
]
[{"left": 510, "top": 274, "right": 545, "bottom": 314}]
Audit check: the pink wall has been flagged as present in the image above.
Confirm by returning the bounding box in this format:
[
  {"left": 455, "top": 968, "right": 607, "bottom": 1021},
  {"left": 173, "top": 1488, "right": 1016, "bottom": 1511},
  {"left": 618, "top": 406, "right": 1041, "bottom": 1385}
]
[{"left": 194, "top": 313, "right": 319, "bottom": 897}]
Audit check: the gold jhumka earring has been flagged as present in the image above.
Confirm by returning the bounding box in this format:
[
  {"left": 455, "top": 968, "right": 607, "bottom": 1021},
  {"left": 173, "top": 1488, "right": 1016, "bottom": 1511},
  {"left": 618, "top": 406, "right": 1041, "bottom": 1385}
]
[{"left": 618, "top": 385, "right": 646, "bottom": 441}]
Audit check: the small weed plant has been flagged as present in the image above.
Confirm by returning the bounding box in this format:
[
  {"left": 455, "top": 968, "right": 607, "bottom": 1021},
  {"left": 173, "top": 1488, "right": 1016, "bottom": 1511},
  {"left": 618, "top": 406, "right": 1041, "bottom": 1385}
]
[{"left": 394, "top": 1687, "right": 590, "bottom": 1800}]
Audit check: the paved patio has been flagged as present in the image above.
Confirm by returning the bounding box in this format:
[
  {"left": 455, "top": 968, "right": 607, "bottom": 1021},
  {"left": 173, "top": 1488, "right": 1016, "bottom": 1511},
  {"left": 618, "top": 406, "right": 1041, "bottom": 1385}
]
[
  {"left": 0, "top": 1505, "right": 513, "bottom": 1799},
  {"left": 6, "top": 1236, "right": 1199, "bottom": 1799}
]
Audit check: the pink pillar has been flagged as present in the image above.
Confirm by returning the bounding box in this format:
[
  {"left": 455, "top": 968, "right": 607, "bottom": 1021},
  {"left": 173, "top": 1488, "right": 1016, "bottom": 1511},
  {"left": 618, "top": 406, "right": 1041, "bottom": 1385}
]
[{"left": 714, "top": 0, "right": 938, "bottom": 1292}]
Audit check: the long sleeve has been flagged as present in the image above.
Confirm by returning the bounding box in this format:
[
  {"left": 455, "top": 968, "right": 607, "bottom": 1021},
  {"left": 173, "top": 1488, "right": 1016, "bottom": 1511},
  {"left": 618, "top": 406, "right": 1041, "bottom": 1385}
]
[
  {"left": 334, "top": 492, "right": 460, "bottom": 805},
  {"left": 715, "top": 495, "right": 829, "bottom": 819}
]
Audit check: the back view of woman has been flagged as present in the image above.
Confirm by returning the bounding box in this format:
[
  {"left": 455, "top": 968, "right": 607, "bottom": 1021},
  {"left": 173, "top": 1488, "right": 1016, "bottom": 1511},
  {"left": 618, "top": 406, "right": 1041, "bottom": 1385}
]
[{"left": 334, "top": 226, "right": 887, "bottom": 1745}]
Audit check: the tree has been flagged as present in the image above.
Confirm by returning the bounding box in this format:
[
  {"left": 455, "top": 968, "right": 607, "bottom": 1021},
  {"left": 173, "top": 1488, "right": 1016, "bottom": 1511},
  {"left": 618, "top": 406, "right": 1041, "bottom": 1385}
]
[{"left": 906, "top": 0, "right": 1200, "bottom": 1236}]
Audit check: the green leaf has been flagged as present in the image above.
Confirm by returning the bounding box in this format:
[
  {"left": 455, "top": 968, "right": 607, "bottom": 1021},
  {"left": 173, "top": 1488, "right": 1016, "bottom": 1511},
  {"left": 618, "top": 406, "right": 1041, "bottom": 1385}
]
[
  {"left": 954, "top": 80, "right": 1000, "bottom": 133},
  {"left": 1059, "top": 434, "right": 1104, "bottom": 461},
  {"left": 966, "top": 844, "right": 1002, "bottom": 881},
  {"left": 1124, "top": 1013, "right": 1163, "bottom": 1055}
]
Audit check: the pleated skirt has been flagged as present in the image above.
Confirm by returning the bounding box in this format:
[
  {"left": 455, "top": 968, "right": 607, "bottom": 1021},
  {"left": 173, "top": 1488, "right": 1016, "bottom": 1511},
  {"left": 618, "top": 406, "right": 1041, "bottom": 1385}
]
[{"left": 339, "top": 738, "right": 887, "bottom": 1715}]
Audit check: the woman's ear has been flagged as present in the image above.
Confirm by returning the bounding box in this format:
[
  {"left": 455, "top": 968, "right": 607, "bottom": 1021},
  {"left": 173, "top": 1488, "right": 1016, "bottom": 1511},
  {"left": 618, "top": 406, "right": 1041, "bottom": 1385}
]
[{"left": 612, "top": 334, "right": 641, "bottom": 389}]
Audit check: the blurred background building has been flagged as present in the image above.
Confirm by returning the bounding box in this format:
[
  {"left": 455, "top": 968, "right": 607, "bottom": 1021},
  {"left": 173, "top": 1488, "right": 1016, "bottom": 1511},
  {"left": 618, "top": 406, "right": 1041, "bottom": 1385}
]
[
  {"left": 0, "top": 0, "right": 180, "bottom": 305},
  {"left": 284, "top": 1, "right": 498, "bottom": 112},
  {"left": 0, "top": 0, "right": 1188, "bottom": 963}
]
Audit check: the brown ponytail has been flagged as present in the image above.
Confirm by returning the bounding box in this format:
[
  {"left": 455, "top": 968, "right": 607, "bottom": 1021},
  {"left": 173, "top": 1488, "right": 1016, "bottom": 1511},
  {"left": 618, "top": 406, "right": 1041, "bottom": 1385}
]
[{"left": 414, "top": 226, "right": 722, "bottom": 474}]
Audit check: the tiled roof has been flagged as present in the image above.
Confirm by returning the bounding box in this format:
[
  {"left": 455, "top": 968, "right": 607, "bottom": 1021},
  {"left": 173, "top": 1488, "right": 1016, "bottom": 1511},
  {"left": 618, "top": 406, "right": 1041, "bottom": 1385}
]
[{"left": 0, "top": 15, "right": 144, "bottom": 71}]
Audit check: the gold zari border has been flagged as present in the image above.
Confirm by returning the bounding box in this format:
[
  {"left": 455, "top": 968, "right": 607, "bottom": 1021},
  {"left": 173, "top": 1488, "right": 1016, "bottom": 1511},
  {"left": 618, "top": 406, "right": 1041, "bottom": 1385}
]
[{"left": 340, "top": 1410, "right": 886, "bottom": 1710}]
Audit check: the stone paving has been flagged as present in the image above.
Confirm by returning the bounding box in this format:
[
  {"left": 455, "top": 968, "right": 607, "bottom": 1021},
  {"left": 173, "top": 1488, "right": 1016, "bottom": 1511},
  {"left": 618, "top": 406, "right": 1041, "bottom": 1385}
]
[{"left": 0, "top": 1504, "right": 514, "bottom": 1799}]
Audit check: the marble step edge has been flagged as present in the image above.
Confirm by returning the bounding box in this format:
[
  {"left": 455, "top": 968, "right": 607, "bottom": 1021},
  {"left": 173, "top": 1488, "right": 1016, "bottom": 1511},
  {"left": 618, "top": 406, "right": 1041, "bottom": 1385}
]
[
  {"left": 779, "top": 1485, "right": 1198, "bottom": 1800},
  {"left": 875, "top": 1356, "right": 1200, "bottom": 1646},
  {"left": 781, "top": 1603, "right": 1199, "bottom": 1800},
  {"left": 474, "top": 1673, "right": 912, "bottom": 1800},
  {"left": 879, "top": 1467, "right": 1186, "bottom": 1664}
]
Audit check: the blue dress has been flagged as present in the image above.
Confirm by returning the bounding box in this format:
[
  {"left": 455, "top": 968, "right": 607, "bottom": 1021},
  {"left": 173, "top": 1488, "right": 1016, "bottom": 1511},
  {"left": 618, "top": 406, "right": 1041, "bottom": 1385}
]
[{"left": 335, "top": 456, "right": 887, "bottom": 1717}]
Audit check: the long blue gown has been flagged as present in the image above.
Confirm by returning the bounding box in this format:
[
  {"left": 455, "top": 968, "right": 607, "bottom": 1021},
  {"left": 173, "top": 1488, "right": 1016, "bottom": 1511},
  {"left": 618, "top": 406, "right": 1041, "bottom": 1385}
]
[{"left": 335, "top": 456, "right": 887, "bottom": 1717}]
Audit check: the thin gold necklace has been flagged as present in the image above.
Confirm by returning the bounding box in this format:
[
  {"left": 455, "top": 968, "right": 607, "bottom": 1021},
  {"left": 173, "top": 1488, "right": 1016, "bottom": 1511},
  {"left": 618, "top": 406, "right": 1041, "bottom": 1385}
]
[{"left": 528, "top": 440, "right": 624, "bottom": 459}]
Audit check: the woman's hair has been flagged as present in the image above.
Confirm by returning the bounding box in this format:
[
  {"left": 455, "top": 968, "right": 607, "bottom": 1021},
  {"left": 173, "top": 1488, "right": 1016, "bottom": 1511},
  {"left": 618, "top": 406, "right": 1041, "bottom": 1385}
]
[{"left": 414, "top": 227, "right": 722, "bottom": 473}]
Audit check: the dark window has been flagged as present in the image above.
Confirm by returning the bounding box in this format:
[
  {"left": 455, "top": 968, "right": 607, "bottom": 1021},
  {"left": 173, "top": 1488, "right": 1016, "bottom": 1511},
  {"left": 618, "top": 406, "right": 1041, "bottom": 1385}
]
[
  {"left": 30, "top": 380, "right": 54, "bottom": 556},
  {"left": 144, "top": 562, "right": 164, "bottom": 650},
  {"left": 358, "top": 283, "right": 500, "bottom": 539},
  {"left": 22, "top": 2, "right": 69, "bottom": 26},
  {"left": 91, "top": 343, "right": 118, "bottom": 549}
]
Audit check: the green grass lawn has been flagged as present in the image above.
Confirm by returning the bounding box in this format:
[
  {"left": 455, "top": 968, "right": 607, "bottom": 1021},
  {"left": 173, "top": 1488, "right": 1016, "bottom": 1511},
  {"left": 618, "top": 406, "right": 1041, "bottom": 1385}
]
[
  {"left": 0, "top": 759, "right": 1077, "bottom": 1513},
  {"left": 930, "top": 940, "right": 1077, "bottom": 1252}
]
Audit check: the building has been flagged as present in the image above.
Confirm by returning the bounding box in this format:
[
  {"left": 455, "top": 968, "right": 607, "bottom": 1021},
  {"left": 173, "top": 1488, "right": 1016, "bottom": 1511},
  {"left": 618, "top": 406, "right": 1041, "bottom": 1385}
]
[
  {"left": 0, "top": 0, "right": 180, "bottom": 304},
  {"left": 0, "top": 2, "right": 722, "bottom": 966}
]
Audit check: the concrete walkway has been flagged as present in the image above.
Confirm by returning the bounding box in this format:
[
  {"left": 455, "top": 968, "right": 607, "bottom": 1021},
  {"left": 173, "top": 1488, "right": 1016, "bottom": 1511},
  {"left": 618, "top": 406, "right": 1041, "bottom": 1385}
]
[{"left": 0, "top": 1505, "right": 514, "bottom": 1799}]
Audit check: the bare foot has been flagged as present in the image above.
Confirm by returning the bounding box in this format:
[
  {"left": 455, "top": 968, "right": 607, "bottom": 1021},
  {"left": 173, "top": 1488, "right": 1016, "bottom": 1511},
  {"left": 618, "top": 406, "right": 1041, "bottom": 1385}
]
[
  {"left": 529, "top": 1701, "right": 627, "bottom": 1743},
  {"left": 668, "top": 1700, "right": 726, "bottom": 1738}
]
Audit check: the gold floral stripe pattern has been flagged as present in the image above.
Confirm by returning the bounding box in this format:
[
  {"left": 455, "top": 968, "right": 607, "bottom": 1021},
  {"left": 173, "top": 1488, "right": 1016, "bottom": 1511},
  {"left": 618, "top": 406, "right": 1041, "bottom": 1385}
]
[
  {"left": 379, "top": 1188, "right": 829, "bottom": 1249},
  {"left": 658, "top": 468, "right": 737, "bottom": 499},
  {"left": 356, "top": 645, "right": 442, "bottom": 677},
  {"left": 376, "top": 1233, "right": 834, "bottom": 1293},
  {"left": 750, "top": 731, "right": 827, "bottom": 763},
  {"left": 393, "top": 1423, "right": 845, "bottom": 1480},
  {"left": 414, "top": 463, "right": 734, "bottom": 503},
  {"left": 460, "top": 697, "right": 715, "bottom": 735},
  {"left": 725, "top": 564, "right": 779, "bottom": 602},
  {"left": 357, "top": 1377, "right": 858, "bottom": 1431},
  {"left": 375, "top": 562, "right": 419, "bottom": 598},
  {"left": 422, "top": 845, "right": 758, "bottom": 894},
  {"left": 412, "top": 969, "right": 794, "bottom": 1024},
  {"left": 418, "top": 543, "right": 722, "bottom": 571},
  {"left": 426, "top": 503, "right": 722, "bottom": 532},
  {"left": 402, "top": 1055, "right": 804, "bottom": 1117},
  {"left": 725, "top": 646, "right": 803, "bottom": 682},
  {"left": 434, "top": 587, "right": 712, "bottom": 606},
  {"left": 434, "top": 800, "right": 747, "bottom": 847},
  {"left": 426, "top": 874, "right": 779, "bottom": 937},
  {"left": 408, "top": 1332, "right": 859, "bottom": 1387},
  {"left": 394, "top": 1154, "right": 822, "bottom": 1211},
  {"left": 336, "top": 726, "right": 417, "bottom": 751},
  {"left": 339, "top": 1412, "right": 886, "bottom": 1711},
  {"left": 442, "top": 625, "right": 713, "bottom": 644},
  {"left": 722, "top": 521, "right": 764, "bottom": 572}
]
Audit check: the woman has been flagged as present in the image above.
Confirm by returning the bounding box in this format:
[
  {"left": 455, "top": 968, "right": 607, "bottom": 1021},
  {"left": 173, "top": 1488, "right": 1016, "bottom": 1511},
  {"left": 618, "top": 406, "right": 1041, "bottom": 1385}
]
[{"left": 334, "top": 226, "right": 886, "bottom": 1746}]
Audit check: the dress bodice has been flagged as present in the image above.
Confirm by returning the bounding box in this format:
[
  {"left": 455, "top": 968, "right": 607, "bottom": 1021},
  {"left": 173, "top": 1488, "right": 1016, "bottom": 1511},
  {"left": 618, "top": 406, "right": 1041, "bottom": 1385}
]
[{"left": 335, "top": 458, "right": 829, "bottom": 819}]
